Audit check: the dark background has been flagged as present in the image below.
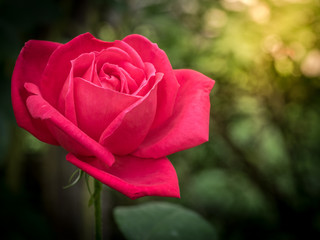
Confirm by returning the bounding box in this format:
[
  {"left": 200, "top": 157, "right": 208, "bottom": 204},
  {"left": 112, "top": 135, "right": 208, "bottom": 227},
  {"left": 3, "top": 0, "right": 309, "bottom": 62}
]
[{"left": 1, "top": 0, "right": 320, "bottom": 239}]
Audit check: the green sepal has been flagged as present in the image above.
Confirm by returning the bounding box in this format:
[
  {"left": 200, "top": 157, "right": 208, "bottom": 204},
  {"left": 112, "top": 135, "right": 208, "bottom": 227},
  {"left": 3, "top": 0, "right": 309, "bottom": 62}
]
[{"left": 63, "top": 169, "right": 83, "bottom": 189}]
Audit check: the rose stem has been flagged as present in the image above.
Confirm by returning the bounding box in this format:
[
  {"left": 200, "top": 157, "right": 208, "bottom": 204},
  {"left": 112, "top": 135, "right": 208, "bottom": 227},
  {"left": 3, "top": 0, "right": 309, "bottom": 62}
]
[{"left": 94, "top": 179, "right": 103, "bottom": 240}]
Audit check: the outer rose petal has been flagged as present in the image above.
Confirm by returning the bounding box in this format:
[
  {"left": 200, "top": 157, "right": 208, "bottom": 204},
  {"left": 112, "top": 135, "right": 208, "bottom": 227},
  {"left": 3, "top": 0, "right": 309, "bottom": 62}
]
[
  {"left": 123, "top": 34, "right": 180, "bottom": 129},
  {"left": 11, "top": 40, "right": 61, "bottom": 144},
  {"left": 133, "top": 69, "right": 215, "bottom": 159},
  {"left": 25, "top": 84, "right": 114, "bottom": 167},
  {"left": 99, "top": 73, "right": 163, "bottom": 155},
  {"left": 66, "top": 153, "right": 180, "bottom": 199},
  {"left": 73, "top": 77, "right": 141, "bottom": 141}
]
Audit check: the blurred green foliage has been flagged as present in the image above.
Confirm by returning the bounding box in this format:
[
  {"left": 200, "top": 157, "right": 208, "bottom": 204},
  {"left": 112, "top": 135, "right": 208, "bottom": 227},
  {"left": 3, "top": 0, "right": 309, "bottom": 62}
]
[{"left": 1, "top": 0, "right": 320, "bottom": 239}]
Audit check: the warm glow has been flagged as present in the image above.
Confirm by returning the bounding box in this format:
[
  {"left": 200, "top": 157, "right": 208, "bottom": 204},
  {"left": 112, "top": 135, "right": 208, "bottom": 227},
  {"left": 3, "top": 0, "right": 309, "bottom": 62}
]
[
  {"left": 301, "top": 50, "right": 320, "bottom": 77},
  {"left": 249, "top": 3, "right": 270, "bottom": 24}
]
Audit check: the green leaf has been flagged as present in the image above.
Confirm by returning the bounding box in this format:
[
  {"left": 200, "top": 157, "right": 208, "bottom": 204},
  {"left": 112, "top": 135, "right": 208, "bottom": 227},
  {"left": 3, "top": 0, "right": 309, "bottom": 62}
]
[{"left": 114, "top": 202, "right": 217, "bottom": 240}]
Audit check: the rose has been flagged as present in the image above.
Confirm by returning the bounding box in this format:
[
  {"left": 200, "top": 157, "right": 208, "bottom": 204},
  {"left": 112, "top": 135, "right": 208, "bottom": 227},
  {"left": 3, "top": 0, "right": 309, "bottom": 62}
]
[{"left": 12, "top": 33, "right": 214, "bottom": 199}]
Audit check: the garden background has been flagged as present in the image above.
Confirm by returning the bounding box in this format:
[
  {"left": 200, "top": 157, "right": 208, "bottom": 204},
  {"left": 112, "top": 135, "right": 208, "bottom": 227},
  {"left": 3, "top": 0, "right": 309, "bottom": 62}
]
[{"left": 1, "top": 0, "right": 320, "bottom": 239}]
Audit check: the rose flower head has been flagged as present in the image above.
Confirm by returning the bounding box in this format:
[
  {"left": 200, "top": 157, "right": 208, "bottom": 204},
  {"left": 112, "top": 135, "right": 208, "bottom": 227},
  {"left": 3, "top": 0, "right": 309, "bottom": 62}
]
[{"left": 11, "top": 33, "right": 214, "bottom": 199}]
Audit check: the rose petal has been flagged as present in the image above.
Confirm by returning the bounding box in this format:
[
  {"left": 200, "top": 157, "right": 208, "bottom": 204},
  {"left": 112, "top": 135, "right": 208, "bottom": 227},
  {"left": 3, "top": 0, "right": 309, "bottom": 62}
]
[
  {"left": 123, "top": 34, "right": 180, "bottom": 129},
  {"left": 58, "top": 68, "right": 77, "bottom": 125},
  {"left": 96, "top": 48, "right": 145, "bottom": 91},
  {"left": 73, "top": 77, "right": 141, "bottom": 141},
  {"left": 25, "top": 85, "right": 114, "bottom": 167},
  {"left": 99, "top": 63, "right": 138, "bottom": 93},
  {"left": 113, "top": 40, "right": 145, "bottom": 69},
  {"left": 11, "top": 40, "right": 61, "bottom": 144},
  {"left": 72, "top": 52, "right": 100, "bottom": 84},
  {"left": 144, "top": 62, "right": 156, "bottom": 79},
  {"left": 40, "top": 33, "right": 114, "bottom": 108},
  {"left": 133, "top": 69, "right": 215, "bottom": 158},
  {"left": 120, "top": 62, "right": 146, "bottom": 88},
  {"left": 66, "top": 153, "right": 180, "bottom": 199},
  {"left": 95, "top": 47, "right": 132, "bottom": 70},
  {"left": 99, "top": 73, "right": 163, "bottom": 155},
  {"left": 133, "top": 67, "right": 157, "bottom": 96}
]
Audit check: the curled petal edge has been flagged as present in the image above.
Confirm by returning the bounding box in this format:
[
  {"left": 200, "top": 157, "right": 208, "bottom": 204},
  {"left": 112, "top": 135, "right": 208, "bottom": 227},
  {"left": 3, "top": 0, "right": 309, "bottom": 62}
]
[
  {"left": 133, "top": 69, "right": 215, "bottom": 159},
  {"left": 66, "top": 153, "right": 180, "bottom": 199},
  {"left": 11, "top": 39, "right": 61, "bottom": 144},
  {"left": 24, "top": 83, "right": 114, "bottom": 167}
]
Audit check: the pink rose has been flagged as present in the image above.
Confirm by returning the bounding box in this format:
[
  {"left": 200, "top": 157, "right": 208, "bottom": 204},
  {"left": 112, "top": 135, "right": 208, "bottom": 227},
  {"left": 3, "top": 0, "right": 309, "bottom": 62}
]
[{"left": 11, "top": 33, "right": 214, "bottom": 199}]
